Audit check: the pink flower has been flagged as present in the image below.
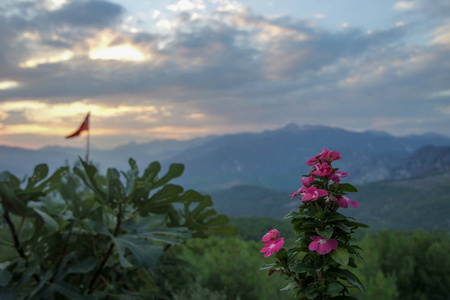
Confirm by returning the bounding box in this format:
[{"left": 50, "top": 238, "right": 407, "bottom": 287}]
[
  {"left": 262, "top": 229, "right": 280, "bottom": 242},
  {"left": 337, "top": 196, "right": 359, "bottom": 208},
  {"left": 291, "top": 176, "right": 315, "bottom": 199},
  {"left": 307, "top": 154, "right": 321, "bottom": 166},
  {"left": 260, "top": 238, "right": 285, "bottom": 258},
  {"left": 311, "top": 162, "right": 333, "bottom": 177},
  {"left": 290, "top": 188, "right": 303, "bottom": 199},
  {"left": 320, "top": 148, "right": 342, "bottom": 164},
  {"left": 329, "top": 171, "right": 349, "bottom": 182},
  {"left": 301, "top": 187, "right": 328, "bottom": 202},
  {"left": 306, "top": 148, "right": 342, "bottom": 166},
  {"left": 301, "top": 175, "right": 315, "bottom": 187},
  {"left": 261, "top": 229, "right": 284, "bottom": 258},
  {"left": 309, "top": 236, "right": 338, "bottom": 255}
]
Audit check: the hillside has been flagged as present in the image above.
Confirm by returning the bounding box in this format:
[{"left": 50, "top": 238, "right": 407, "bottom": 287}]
[{"left": 209, "top": 171, "right": 450, "bottom": 231}]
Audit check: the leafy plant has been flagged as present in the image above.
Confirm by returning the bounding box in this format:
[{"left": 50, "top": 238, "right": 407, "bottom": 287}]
[
  {"left": 260, "top": 148, "right": 369, "bottom": 300},
  {"left": 0, "top": 158, "right": 235, "bottom": 299}
]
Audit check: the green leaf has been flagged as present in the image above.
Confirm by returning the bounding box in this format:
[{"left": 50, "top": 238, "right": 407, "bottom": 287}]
[
  {"left": 76, "top": 160, "right": 106, "bottom": 200},
  {"left": 347, "top": 278, "right": 364, "bottom": 294},
  {"left": 0, "top": 286, "right": 15, "bottom": 299},
  {"left": 33, "top": 166, "right": 68, "bottom": 194},
  {"left": 149, "top": 184, "right": 183, "bottom": 203},
  {"left": 325, "top": 283, "right": 344, "bottom": 294},
  {"left": 106, "top": 168, "right": 124, "bottom": 204},
  {"left": 326, "top": 213, "right": 348, "bottom": 222},
  {"left": 47, "top": 282, "right": 84, "bottom": 299},
  {"left": 139, "top": 227, "right": 192, "bottom": 244},
  {"left": 347, "top": 257, "right": 358, "bottom": 268},
  {"left": 121, "top": 215, "right": 167, "bottom": 232},
  {"left": 346, "top": 221, "right": 370, "bottom": 228},
  {"left": 0, "top": 181, "right": 29, "bottom": 216},
  {"left": 152, "top": 163, "right": 184, "bottom": 189},
  {"left": 335, "top": 222, "right": 351, "bottom": 233},
  {"left": 304, "top": 284, "right": 319, "bottom": 299},
  {"left": 25, "top": 164, "right": 49, "bottom": 190},
  {"left": 328, "top": 268, "right": 364, "bottom": 289},
  {"left": 280, "top": 281, "right": 300, "bottom": 291},
  {"left": 316, "top": 226, "right": 333, "bottom": 240},
  {"left": 290, "top": 262, "right": 315, "bottom": 274},
  {"left": 284, "top": 211, "right": 305, "bottom": 219},
  {"left": 0, "top": 171, "right": 20, "bottom": 187},
  {"left": 66, "top": 257, "right": 97, "bottom": 274},
  {"left": 32, "top": 207, "right": 58, "bottom": 230},
  {"left": 339, "top": 183, "right": 358, "bottom": 193},
  {"left": 113, "top": 234, "right": 163, "bottom": 268},
  {"left": 259, "top": 263, "right": 278, "bottom": 270},
  {"left": 313, "top": 211, "right": 326, "bottom": 220},
  {"left": 330, "top": 248, "right": 349, "bottom": 265},
  {"left": 306, "top": 205, "right": 318, "bottom": 217},
  {"left": 0, "top": 269, "right": 12, "bottom": 287},
  {"left": 143, "top": 161, "right": 161, "bottom": 182}
]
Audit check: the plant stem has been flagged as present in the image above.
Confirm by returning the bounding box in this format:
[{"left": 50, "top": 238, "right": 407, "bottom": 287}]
[
  {"left": 51, "top": 221, "right": 74, "bottom": 282},
  {"left": 3, "top": 208, "right": 41, "bottom": 283},
  {"left": 87, "top": 204, "right": 123, "bottom": 294},
  {"left": 3, "top": 210, "right": 26, "bottom": 258}
]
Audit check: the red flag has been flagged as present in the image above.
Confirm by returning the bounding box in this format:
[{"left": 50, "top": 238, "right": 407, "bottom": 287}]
[{"left": 66, "top": 112, "right": 90, "bottom": 139}]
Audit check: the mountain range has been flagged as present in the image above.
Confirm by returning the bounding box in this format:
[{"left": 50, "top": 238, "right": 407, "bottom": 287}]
[
  {"left": 2, "top": 123, "right": 450, "bottom": 192},
  {"left": 2, "top": 123, "right": 450, "bottom": 230}
]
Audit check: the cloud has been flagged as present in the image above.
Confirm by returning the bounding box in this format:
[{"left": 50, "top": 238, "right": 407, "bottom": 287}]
[
  {"left": 1, "top": 0, "right": 450, "bottom": 148},
  {"left": 166, "top": 0, "right": 206, "bottom": 12},
  {"left": 47, "top": 0, "right": 124, "bottom": 28},
  {"left": 394, "top": 1, "right": 416, "bottom": 11}
]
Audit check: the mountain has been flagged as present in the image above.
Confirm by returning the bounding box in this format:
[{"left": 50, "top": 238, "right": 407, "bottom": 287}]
[
  {"left": 2, "top": 124, "right": 450, "bottom": 193},
  {"left": 209, "top": 170, "right": 450, "bottom": 230},
  {"left": 0, "top": 136, "right": 214, "bottom": 179},
  {"left": 166, "top": 124, "right": 450, "bottom": 191}
]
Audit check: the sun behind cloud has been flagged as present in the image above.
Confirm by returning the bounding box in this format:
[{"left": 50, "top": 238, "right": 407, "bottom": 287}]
[{"left": 90, "top": 45, "right": 145, "bottom": 61}]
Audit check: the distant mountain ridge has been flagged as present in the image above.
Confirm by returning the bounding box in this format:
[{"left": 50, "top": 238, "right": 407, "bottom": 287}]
[
  {"left": 167, "top": 124, "right": 450, "bottom": 190},
  {"left": 2, "top": 124, "right": 450, "bottom": 192}
]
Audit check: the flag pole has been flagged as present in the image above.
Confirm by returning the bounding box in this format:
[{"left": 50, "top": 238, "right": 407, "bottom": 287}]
[
  {"left": 86, "top": 111, "right": 91, "bottom": 163},
  {"left": 86, "top": 126, "right": 90, "bottom": 163},
  {"left": 65, "top": 111, "right": 91, "bottom": 162}
]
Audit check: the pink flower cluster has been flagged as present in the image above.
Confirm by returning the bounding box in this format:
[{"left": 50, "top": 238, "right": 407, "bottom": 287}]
[
  {"left": 290, "top": 148, "right": 359, "bottom": 208},
  {"left": 260, "top": 229, "right": 284, "bottom": 258}
]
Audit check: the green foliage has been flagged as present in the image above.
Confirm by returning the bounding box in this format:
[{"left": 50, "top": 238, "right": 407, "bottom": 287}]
[
  {"left": 230, "top": 216, "right": 297, "bottom": 242},
  {"left": 0, "top": 158, "right": 234, "bottom": 299},
  {"left": 355, "top": 230, "right": 450, "bottom": 300},
  {"left": 177, "top": 236, "right": 295, "bottom": 300}
]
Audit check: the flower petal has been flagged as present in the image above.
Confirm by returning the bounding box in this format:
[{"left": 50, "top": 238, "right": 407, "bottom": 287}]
[
  {"left": 317, "top": 243, "right": 332, "bottom": 255},
  {"left": 309, "top": 241, "right": 319, "bottom": 251},
  {"left": 327, "top": 238, "right": 338, "bottom": 250}
]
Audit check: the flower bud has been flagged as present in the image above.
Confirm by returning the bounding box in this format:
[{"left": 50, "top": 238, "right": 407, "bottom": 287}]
[
  {"left": 316, "top": 269, "right": 322, "bottom": 280},
  {"left": 326, "top": 194, "right": 337, "bottom": 204},
  {"left": 331, "top": 182, "right": 340, "bottom": 190}
]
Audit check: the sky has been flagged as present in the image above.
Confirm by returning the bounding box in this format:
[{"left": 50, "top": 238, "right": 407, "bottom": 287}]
[{"left": 0, "top": 0, "right": 449, "bottom": 149}]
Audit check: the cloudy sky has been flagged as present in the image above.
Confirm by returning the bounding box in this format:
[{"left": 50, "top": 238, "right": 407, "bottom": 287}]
[{"left": 0, "top": 0, "right": 449, "bottom": 149}]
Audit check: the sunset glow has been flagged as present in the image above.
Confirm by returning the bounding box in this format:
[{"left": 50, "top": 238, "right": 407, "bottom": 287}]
[
  {"left": 0, "top": 0, "right": 449, "bottom": 149},
  {"left": 0, "top": 81, "right": 20, "bottom": 90},
  {"left": 19, "top": 51, "right": 74, "bottom": 68},
  {"left": 90, "top": 45, "right": 145, "bottom": 61}
]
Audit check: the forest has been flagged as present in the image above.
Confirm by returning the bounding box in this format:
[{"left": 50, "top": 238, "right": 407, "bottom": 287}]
[{"left": 0, "top": 159, "right": 449, "bottom": 299}]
